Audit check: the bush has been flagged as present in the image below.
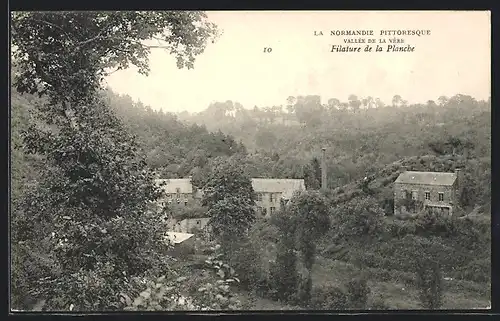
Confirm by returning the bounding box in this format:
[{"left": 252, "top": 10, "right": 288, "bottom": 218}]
[
  {"left": 11, "top": 241, "right": 62, "bottom": 309},
  {"left": 385, "top": 219, "right": 416, "bottom": 237},
  {"left": 228, "top": 237, "right": 263, "bottom": 291},
  {"left": 451, "top": 258, "right": 491, "bottom": 283},
  {"left": 370, "top": 296, "right": 390, "bottom": 310},
  {"left": 269, "top": 239, "right": 299, "bottom": 303},
  {"left": 366, "top": 268, "right": 416, "bottom": 287},
  {"left": 296, "top": 275, "right": 313, "bottom": 305},
  {"left": 310, "top": 285, "right": 348, "bottom": 310},
  {"left": 346, "top": 276, "right": 371, "bottom": 309},
  {"left": 416, "top": 258, "right": 443, "bottom": 309}
]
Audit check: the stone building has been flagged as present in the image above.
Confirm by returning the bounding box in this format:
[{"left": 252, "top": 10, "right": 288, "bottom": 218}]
[
  {"left": 156, "top": 177, "right": 306, "bottom": 219},
  {"left": 156, "top": 178, "right": 198, "bottom": 207},
  {"left": 393, "top": 168, "right": 462, "bottom": 216},
  {"left": 252, "top": 178, "right": 306, "bottom": 218}
]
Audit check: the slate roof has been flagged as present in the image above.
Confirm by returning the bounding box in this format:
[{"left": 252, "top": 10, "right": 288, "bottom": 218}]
[
  {"left": 156, "top": 178, "right": 193, "bottom": 194},
  {"left": 164, "top": 232, "right": 194, "bottom": 244},
  {"left": 395, "top": 171, "right": 457, "bottom": 186},
  {"left": 251, "top": 178, "right": 305, "bottom": 198}
]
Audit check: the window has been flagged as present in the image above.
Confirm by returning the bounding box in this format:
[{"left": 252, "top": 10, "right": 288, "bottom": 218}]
[
  {"left": 425, "top": 192, "right": 430, "bottom": 200},
  {"left": 270, "top": 207, "right": 276, "bottom": 215},
  {"left": 438, "top": 192, "right": 444, "bottom": 201},
  {"left": 411, "top": 191, "right": 418, "bottom": 200},
  {"left": 262, "top": 207, "right": 267, "bottom": 216},
  {"left": 270, "top": 193, "right": 275, "bottom": 202},
  {"left": 402, "top": 189, "right": 407, "bottom": 198},
  {"left": 184, "top": 200, "right": 188, "bottom": 206},
  {"left": 176, "top": 188, "right": 181, "bottom": 198},
  {"left": 257, "top": 193, "right": 263, "bottom": 201}
]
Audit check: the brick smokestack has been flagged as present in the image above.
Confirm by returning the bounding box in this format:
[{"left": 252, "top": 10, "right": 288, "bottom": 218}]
[{"left": 321, "top": 147, "right": 327, "bottom": 190}]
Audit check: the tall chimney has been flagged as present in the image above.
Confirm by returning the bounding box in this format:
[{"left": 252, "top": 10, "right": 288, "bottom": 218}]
[{"left": 321, "top": 147, "right": 327, "bottom": 190}]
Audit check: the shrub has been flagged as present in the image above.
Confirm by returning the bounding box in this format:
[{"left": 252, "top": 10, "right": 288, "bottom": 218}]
[
  {"left": 451, "top": 258, "right": 491, "bottom": 283},
  {"left": 365, "top": 267, "right": 416, "bottom": 287},
  {"left": 228, "top": 237, "right": 263, "bottom": 291},
  {"left": 296, "top": 275, "right": 313, "bottom": 305},
  {"left": 370, "top": 296, "right": 390, "bottom": 310},
  {"left": 11, "top": 240, "right": 62, "bottom": 309},
  {"left": 310, "top": 284, "right": 348, "bottom": 310},
  {"left": 416, "top": 258, "right": 443, "bottom": 309},
  {"left": 346, "top": 276, "right": 371, "bottom": 309},
  {"left": 269, "top": 238, "right": 299, "bottom": 303}
]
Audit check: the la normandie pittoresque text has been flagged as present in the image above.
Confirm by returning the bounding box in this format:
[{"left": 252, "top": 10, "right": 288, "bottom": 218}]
[{"left": 314, "top": 29, "right": 432, "bottom": 53}]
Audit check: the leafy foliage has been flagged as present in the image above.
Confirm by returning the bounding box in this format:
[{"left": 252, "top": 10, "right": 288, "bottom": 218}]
[
  {"left": 268, "top": 192, "right": 330, "bottom": 305},
  {"left": 201, "top": 157, "right": 256, "bottom": 243},
  {"left": 346, "top": 276, "right": 371, "bottom": 309},
  {"left": 304, "top": 157, "right": 321, "bottom": 190},
  {"left": 310, "top": 285, "right": 348, "bottom": 310},
  {"left": 416, "top": 258, "right": 443, "bottom": 309},
  {"left": 11, "top": 11, "right": 219, "bottom": 310},
  {"left": 269, "top": 233, "right": 300, "bottom": 303},
  {"left": 123, "top": 244, "right": 241, "bottom": 311}
]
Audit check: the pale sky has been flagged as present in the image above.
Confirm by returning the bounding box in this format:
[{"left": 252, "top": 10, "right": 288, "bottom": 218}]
[{"left": 104, "top": 11, "right": 491, "bottom": 113}]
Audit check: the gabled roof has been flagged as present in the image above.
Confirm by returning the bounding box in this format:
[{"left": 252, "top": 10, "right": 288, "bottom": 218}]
[
  {"left": 156, "top": 178, "right": 193, "bottom": 194},
  {"left": 164, "top": 232, "right": 194, "bottom": 244},
  {"left": 395, "top": 171, "right": 457, "bottom": 186},
  {"left": 252, "top": 178, "right": 305, "bottom": 196}
]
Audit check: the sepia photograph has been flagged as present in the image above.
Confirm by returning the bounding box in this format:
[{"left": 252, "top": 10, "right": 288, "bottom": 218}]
[{"left": 10, "top": 10, "right": 491, "bottom": 312}]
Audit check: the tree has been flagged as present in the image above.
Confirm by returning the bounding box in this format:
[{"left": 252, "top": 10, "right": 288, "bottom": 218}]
[
  {"left": 327, "top": 98, "right": 341, "bottom": 111},
  {"left": 269, "top": 232, "right": 300, "bottom": 302},
  {"left": 416, "top": 258, "right": 443, "bottom": 309},
  {"left": 11, "top": 11, "right": 219, "bottom": 310},
  {"left": 437, "top": 96, "right": 449, "bottom": 107},
  {"left": 375, "top": 98, "right": 385, "bottom": 108},
  {"left": 269, "top": 209, "right": 300, "bottom": 303},
  {"left": 285, "top": 191, "right": 330, "bottom": 304},
  {"left": 348, "top": 94, "right": 361, "bottom": 112},
  {"left": 333, "top": 197, "right": 386, "bottom": 239},
  {"left": 392, "top": 95, "right": 403, "bottom": 107},
  {"left": 303, "top": 157, "right": 321, "bottom": 190},
  {"left": 427, "top": 100, "right": 437, "bottom": 107},
  {"left": 286, "top": 96, "right": 296, "bottom": 113},
  {"left": 201, "top": 157, "right": 256, "bottom": 252}
]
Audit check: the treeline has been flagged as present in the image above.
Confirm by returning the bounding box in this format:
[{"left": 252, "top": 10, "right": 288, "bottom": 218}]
[
  {"left": 178, "top": 93, "right": 490, "bottom": 196},
  {"left": 101, "top": 89, "right": 247, "bottom": 179}
]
